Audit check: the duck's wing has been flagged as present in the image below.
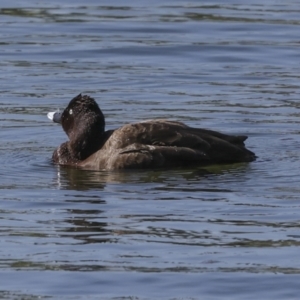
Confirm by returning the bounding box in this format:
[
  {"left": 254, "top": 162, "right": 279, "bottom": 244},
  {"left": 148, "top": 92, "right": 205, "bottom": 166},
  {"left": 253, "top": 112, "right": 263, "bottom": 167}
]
[
  {"left": 118, "top": 120, "right": 247, "bottom": 150},
  {"left": 144, "top": 119, "right": 249, "bottom": 146},
  {"left": 188, "top": 127, "right": 248, "bottom": 147},
  {"left": 112, "top": 121, "right": 255, "bottom": 164},
  {"left": 114, "top": 121, "right": 211, "bottom": 150}
]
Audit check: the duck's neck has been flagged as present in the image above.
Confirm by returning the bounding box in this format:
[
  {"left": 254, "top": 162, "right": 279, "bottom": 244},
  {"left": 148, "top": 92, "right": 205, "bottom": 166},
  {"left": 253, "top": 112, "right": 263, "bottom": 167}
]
[{"left": 69, "top": 128, "right": 105, "bottom": 161}]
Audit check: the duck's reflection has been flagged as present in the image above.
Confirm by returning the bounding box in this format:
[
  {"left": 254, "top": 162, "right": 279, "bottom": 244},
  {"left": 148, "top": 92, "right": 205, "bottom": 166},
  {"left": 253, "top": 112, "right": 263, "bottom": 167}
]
[
  {"left": 53, "top": 162, "right": 252, "bottom": 190},
  {"left": 63, "top": 216, "right": 111, "bottom": 244},
  {"left": 51, "top": 162, "right": 254, "bottom": 248}
]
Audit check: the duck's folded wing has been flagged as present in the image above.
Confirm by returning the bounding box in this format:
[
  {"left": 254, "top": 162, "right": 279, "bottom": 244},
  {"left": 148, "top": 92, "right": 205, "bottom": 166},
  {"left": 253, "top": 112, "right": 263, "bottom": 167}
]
[
  {"left": 131, "top": 121, "right": 248, "bottom": 152},
  {"left": 188, "top": 127, "right": 248, "bottom": 146},
  {"left": 149, "top": 130, "right": 212, "bottom": 150},
  {"left": 131, "top": 121, "right": 255, "bottom": 164},
  {"left": 123, "top": 122, "right": 211, "bottom": 150},
  {"left": 98, "top": 122, "right": 255, "bottom": 170}
]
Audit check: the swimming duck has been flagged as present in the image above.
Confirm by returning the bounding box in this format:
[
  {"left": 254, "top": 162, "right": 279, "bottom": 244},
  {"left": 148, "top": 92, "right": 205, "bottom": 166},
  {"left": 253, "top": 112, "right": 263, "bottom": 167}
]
[{"left": 47, "top": 94, "right": 256, "bottom": 170}]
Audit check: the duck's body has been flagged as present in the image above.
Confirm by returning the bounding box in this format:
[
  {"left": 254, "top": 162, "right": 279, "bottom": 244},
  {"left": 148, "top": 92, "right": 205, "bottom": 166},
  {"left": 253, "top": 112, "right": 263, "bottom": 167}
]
[{"left": 48, "top": 94, "right": 256, "bottom": 170}]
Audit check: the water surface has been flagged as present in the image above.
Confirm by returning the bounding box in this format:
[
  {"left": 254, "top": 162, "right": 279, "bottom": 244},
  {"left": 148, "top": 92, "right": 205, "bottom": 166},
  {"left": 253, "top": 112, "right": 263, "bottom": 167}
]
[{"left": 1, "top": 1, "right": 300, "bottom": 299}]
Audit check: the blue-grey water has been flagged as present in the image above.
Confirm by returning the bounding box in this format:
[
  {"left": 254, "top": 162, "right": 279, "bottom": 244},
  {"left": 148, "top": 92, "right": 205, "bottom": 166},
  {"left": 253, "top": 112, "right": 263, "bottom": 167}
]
[{"left": 1, "top": 1, "right": 300, "bottom": 299}]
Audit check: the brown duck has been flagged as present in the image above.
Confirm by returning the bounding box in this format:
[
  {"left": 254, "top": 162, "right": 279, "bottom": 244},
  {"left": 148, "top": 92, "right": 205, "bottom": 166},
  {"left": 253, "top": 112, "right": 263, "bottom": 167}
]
[{"left": 47, "top": 94, "right": 256, "bottom": 170}]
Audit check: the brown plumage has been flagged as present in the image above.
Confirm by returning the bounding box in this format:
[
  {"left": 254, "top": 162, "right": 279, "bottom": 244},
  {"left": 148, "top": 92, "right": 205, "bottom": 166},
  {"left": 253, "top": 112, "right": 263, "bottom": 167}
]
[{"left": 47, "top": 94, "right": 256, "bottom": 170}]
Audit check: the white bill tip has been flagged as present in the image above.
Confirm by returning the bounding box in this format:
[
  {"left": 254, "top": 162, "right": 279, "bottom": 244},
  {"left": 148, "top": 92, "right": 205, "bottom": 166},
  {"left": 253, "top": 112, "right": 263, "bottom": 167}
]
[{"left": 47, "top": 111, "right": 62, "bottom": 123}]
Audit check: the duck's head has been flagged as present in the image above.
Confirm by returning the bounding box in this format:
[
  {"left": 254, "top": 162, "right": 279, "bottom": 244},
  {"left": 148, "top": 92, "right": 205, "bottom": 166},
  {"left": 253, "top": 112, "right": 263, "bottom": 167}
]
[{"left": 48, "top": 94, "right": 105, "bottom": 161}]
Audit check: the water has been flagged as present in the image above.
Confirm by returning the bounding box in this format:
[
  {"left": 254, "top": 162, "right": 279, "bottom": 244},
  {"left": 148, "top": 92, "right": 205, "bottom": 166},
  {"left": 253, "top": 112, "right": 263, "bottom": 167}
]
[{"left": 1, "top": 1, "right": 300, "bottom": 299}]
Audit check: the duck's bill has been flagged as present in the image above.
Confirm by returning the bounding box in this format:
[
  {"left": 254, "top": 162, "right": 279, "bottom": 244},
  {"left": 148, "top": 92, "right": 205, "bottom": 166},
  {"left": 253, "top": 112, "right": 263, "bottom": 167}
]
[{"left": 47, "top": 111, "right": 62, "bottom": 123}]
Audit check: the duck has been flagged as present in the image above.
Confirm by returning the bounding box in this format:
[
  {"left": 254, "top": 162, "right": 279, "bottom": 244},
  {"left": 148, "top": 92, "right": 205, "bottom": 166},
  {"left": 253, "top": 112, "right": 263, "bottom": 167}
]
[{"left": 47, "top": 94, "right": 256, "bottom": 170}]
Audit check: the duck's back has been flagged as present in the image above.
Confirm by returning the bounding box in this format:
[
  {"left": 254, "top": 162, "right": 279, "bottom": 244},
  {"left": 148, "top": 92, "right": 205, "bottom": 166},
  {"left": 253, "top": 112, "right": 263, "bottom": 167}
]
[{"left": 79, "top": 120, "right": 255, "bottom": 170}]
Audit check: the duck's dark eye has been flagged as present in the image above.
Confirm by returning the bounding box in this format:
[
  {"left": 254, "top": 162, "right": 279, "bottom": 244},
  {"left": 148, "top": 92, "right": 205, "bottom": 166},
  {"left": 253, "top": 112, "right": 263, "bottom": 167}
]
[{"left": 69, "top": 109, "right": 73, "bottom": 115}]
